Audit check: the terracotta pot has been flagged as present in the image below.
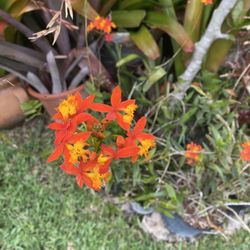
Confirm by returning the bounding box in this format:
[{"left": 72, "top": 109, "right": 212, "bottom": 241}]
[
  {"left": 0, "top": 75, "right": 29, "bottom": 129},
  {"left": 27, "top": 84, "right": 86, "bottom": 116}
]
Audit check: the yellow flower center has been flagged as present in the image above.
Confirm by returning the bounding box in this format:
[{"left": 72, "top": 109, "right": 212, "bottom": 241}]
[
  {"left": 122, "top": 104, "right": 137, "bottom": 125},
  {"left": 242, "top": 141, "right": 250, "bottom": 148},
  {"left": 139, "top": 139, "right": 155, "bottom": 157},
  {"left": 66, "top": 140, "right": 89, "bottom": 164},
  {"left": 58, "top": 95, "right": 77, "bottom": 120},
  {"left": 99, "top": 20, "right": 106, "bottom": 29},
  {"left": 86, "top": 167, "right": 110, "bottom": 190},
  {"left": 86, "top": 167, "right": 102, "bottom": 190},
  {"left": 97, "top": 154, "right": 110, "bottom": 165}
]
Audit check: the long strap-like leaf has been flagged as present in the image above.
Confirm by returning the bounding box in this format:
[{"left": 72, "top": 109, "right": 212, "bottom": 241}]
[
  {"left": 0, "top": 41, "right": 45, "bottom": 69},
  {"left": 46, "top": 51, "right": 62, "bottom": 94}
]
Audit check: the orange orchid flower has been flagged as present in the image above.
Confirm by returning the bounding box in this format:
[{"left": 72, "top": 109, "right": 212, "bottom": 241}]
[
  {"left": 48, "top": 112, "right": 97, "bottom": 146},
  {"left": 53, "top": 93, "right": 95, "bottom": 122},
  {"left": 91, "top": 86, "right": 137, "bottom": 131},
  {"left": 101, "top": 143, "right": 139, "bottom": 163},
  {"left": 47, "top": 131, "right": 91, "bottom": 163},
  {"left": 240, "top": 141, "right": 250, "bottom": 161},
  {"left": 126, "top": 116, "right": 155, "bottom": 143},
  {"left": 185, "top": 142, "right": 202, "bottom": 166},
  {"left": 125, "top": 116, "right": 156, "bottom": 161},
  {"left": 87, "top": 16, "right": 116, "bottom": 42},
  {"left": 60, "top": 158, "right": 111, "bottom": 191},
  {"left": 64, "top": 139, "right": 90, "bottom": 164},
  {"left": 95, "top": 136, "right": 135, "bottom": 174},
  {"left": 201, "top": 0, "right": 213, "bottom": 5}
]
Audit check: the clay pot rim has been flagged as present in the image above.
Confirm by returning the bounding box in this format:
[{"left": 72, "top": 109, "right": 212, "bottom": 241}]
[{"left": 27, "top": 84, "right": 85, "bottom": 100}]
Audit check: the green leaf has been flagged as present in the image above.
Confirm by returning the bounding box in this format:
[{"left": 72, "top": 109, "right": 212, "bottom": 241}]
[
  {"left": 130, "top": 25, "right": 160, "bottom": 60},
  {"left": 116, "top": 54, "right": 140, "bottom": 67},
  {"left": 118, "top": 0, "right": 157, "bottom": 10},
  {"left": 164, "top": 183, "right": 176, "bottom": 200},
  {"left": 143, "top": 67, "right": 166, "bottom": 92},
  {"left": 144, "top": 11, "right": 194, "bottom": 52},
  {"left": 190, "top": 84, "right": 208, "bottom": 97},
  {"left": 70, "top": 0, "right": 99, "bottom": 20},
  {"left": 111, "top": 10, "right": 146, "bottom": 28},
  {"left": 180, "top": 107, "right": 198, "bottom": 125},
  {"left": 0, "top": 0, "right": 16, "bottom": 10},
  {"left": 8, "top": 0, "right": 30, "bottom": 17},
  {"left": 211, "top": 164, "right": 226, "bottom": 182},
  {"left": 232, "top": 0, "right": 244, "bottom": 26},
  {"left": 144, "top": 11, "right": 173, "bottom": 26}
]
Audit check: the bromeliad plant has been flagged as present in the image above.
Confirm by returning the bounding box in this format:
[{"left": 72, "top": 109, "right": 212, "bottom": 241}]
[
  {"left": 0, "top": 0, "right": 113, "bottom": 95},
  {"left": 47, "top": 86, "right": 156, "bottom": 190}
]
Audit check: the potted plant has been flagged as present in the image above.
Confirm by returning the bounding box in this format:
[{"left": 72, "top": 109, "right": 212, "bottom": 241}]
[{"left": 0, "top": 0, "right": 114, "bottom": 115}]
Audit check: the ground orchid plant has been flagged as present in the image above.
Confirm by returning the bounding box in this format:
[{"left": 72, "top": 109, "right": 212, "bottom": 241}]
[
  {"left": 47, "top": 86, "right": 155, "bottom": 191},
  {"left": 47, "top": 84, "right": 250, "bottom": 194}
]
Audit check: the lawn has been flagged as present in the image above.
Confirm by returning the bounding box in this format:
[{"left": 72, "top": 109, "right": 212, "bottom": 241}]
[{"left": 0, "top": 118, "right": 249, "bottom": 250}]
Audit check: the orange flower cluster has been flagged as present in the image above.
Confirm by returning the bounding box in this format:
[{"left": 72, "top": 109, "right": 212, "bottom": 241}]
[
  {"left": 240, "top": 141, "right": 250, "bottom": 161},
  {"left": 185, "top": 142, "right": 202, "bottom": 166},
  {"left": 48, "top": 86, "right": 155, "bottom": 191},
  {"left": 87, "top": 16, "right": 116, "bottom": 42},
  {"left": 201, "top": 0, "right": 213, "bottom": 5}
]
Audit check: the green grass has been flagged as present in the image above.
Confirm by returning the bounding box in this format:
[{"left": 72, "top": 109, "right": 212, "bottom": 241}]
[{"left": 0, "top": 118, "right": 249, "bottom": 250}]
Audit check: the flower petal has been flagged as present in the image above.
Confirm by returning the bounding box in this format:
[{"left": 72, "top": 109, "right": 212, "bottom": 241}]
[
  {"left": 48, "top": 122, "right": 66, "bottom": 130},
  {"left": 75, "top": 91, "right": 83, "bottom": 106},
  {"left": 106, "top": 111, "right": 117, "bottom": 121},
  {"left": 134, "top": 116, "right": 147, "bottom": 134},
  {"left": 116, "top": 146, "right": 139, "bottom": 158},
  {"left": 79, "top": 94, "right": 95, "bottom": 112},
  {"left": 111, "top": 86, "right": 121, "bottom": 107},
  {"left": 60, "top": 164, "right": 80, "bottom": 176},
  {"left": 53, "top": 112, "right": 63, "bottom": 121},
  {"left": 74, "top": 112, "right": 98, "bottom": 125},
  {"left": 47, "top": 144, "right": 64, "bottom": 162},
  {"left": 76, "top": 175, "right": 85, "bottom": 188},
  {"left": 116, "top": 113, "right": 130, "bottom": 131},
  {"left": 68, "top": 132, "right": 91, "bottom": 143},
  {"left": 54, "top": 131, "right": 66, "bottom": 145},
  {"left": 81, "top": 175, "right": 93, "bottom": 189},
  {"left": 137, "top": 133, "right": 155, "bottom": 141},
  {"left": 118, "top": 99, "right": 135, "bottom": 110},
  {"left": 101, "top": 144, "right": 115, "bottom": 157},
  {"left": 91, "top": 103, "right": 112, "bottom": 112},
  {"left": 99, "top": 159, "right": 112, "bottom": 174},
  {"left": 116, "top": 135, "right": 125, "bottom": 148}
]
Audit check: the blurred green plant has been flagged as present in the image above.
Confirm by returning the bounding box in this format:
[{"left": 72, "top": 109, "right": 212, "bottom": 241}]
[{"left": 21, "top": 99, "right": 43, "bottom": 120}]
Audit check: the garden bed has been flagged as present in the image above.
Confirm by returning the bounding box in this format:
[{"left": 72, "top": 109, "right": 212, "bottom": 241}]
[{"left": 0, "top": 119, "right": 249, "bottom": 249}]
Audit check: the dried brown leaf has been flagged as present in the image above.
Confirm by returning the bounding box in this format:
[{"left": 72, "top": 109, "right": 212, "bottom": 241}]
[
  {"left": 52, "top": 25, "right": 61, "bottom": 45},
  {"left": 46, "top": 11, "right": 61, "bottom": 29},
  {"left": 65, "top": 0, "right": 73, "bottom": 19}
]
